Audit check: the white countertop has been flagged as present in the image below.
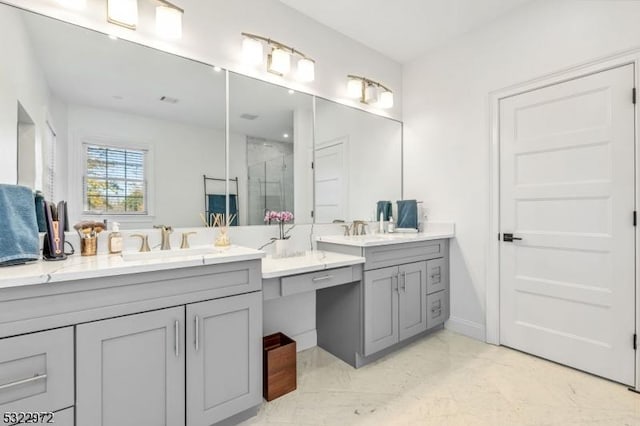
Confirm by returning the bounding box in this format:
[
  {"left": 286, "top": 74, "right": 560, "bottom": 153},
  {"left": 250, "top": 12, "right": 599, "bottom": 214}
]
[
  {"left": 261, "top": 250, "right": 365, "bottom": 279},
  {"left": 0, "top": 245, "right": 264, "bottom": 290},
  {"left": 316, "top": 227, "right": 454, "bottom": 247}
]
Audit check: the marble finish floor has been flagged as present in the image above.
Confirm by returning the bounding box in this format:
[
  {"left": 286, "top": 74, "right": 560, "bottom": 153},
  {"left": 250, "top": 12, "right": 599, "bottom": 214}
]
[{"left": 241, "top": 330, "right": 640, "bottom": 426}]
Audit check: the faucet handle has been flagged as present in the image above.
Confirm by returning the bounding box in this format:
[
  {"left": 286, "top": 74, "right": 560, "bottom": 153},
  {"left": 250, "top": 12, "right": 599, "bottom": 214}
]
[
  {"left": 130, "top": 234, "right": 151, "bottom": 252},
  {"left": 180, "top": 232, "right": 196, "bottom": 249},
  {"left": 341, "top": 224, "right": 350, "bottom": 236}
]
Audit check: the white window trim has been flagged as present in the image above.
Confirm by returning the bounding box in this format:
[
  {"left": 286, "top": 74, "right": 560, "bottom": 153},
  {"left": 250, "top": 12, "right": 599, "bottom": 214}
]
[{"left": 79, "top": 136, "right": 155, "bottom": 218}]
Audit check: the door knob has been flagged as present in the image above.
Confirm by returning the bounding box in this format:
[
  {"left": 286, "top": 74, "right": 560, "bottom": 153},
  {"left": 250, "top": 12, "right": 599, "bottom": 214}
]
[{"left": 503, "top": 233, "right": 523, "bottom": 242}]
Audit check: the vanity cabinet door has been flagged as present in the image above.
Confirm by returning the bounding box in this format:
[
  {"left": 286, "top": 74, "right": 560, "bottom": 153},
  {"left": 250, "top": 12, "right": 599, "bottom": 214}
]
[
  {"left": 186, "top": 291, "right": 262, "bottom": 426},
  {"left": 76, "top": 307, "right": 186, "bottom": 426},
  {"left": 398, "top": 262, "right": 428, "bottom": 341},
  {"left": 363, "top": 266, "right": 399, "bottom": 356}
]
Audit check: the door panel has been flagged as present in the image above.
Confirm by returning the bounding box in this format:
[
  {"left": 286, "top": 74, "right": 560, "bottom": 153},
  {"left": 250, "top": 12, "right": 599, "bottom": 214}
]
[
  {"left": 399, "top": 262, "right": 427, "bottom": 340},
  {"left": 499, "top": 64, "right": 635, "bottom": 385},
  {"left": 364, "top": 266, "right": 399, "bottom": 356},
  {"left": 76, "top": 307, "right": 185, "bottom": 426},
  {"left": 186, "top": 292, "right": 262, "bottom": 426}
]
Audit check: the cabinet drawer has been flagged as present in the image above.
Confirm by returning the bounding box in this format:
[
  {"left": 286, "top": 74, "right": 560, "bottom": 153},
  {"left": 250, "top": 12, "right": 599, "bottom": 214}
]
[
  {"left": 364, "top": 240, "right": 445, "bottom": 271},
  {"left": 0, "top": 328, "right": 74, "bottom": 414},
  {"left": 426, "top": 258, "right": 447, "bottom": 294},
  {"left": 426, "top": 291, "right": 449, "bottom": 329},
  {"left": 281, "top": 267, "right": 355, "bottom": 297}
]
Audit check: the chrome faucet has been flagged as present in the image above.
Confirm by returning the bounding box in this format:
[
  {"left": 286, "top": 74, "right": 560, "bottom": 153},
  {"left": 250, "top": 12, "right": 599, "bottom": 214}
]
[
  {"left": 352, "top": 220, "right": 367, "bottom": 236},
  {"left": 154, "top": 225, "right": 173, "bottom": 250}
]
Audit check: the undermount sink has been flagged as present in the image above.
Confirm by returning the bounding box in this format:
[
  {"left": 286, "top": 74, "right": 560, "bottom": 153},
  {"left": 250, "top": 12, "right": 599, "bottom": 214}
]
[{"left": 121, "top": 245, "right": 224, "bottom": 261}]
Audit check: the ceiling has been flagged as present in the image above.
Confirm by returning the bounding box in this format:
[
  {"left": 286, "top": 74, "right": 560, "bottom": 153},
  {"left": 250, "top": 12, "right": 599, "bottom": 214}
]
[
  {"left": 279, "top": 0, "right": 533, "bottom": 63},
  {"left": 20, "top": 8, "right": 308, "bottom": 143}
]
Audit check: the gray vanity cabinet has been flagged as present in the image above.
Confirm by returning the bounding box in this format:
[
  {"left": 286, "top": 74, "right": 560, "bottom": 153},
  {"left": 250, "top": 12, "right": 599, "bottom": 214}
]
[
  {"left": 186, "top": 291, "right": 262, "bottom": 426},
  {"left": 398, "top": 261, "right": 428, "bottom": 341},
  {"left": 363, "top": 266, "right": 399, "bottom": 356},
  {"left": 363, "top": 262, "right": 427, "bottom": 356},
  {"left": 76, "top": 306, "right": 186, "bottom": 426}
]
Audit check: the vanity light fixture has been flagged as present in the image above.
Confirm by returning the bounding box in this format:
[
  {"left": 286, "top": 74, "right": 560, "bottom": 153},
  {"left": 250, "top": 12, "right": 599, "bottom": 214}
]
[
  {"left": 346, "top": 75, "right": 394, "bottom": 109},
  {"left": 155, "top": 0, "right": 183, "bottom": 39},
  {"left": 241, "top": 32, "right": 315, "bottom": 82},
  {"left": 107, "top": 0, "right": 138, "bottom": 29},
  {"left": 104, "top": 0, "right": 183, "bottom": 39}
]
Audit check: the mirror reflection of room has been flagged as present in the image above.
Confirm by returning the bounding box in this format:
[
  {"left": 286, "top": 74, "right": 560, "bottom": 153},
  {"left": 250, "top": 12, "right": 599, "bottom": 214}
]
[
  {"left": 0, "top": 6, "right": 226, "bottom": 229},
  {"left": 229, "top": 73, "right": 314, "bottom": 226}
]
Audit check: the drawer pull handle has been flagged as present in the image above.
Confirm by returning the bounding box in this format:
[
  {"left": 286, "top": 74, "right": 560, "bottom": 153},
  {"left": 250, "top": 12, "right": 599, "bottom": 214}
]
[
  {"left": 175, "top": 320, "right": 180, "bottom": 358},
  {"left": 195, "top": 315, "right": 200, "bottom": 352},
  {"left": 0, "top": 373, "right": 47, "bottom": 391},
  {"left": 312, "top": 275, "right": 333, "bottom": 282}
]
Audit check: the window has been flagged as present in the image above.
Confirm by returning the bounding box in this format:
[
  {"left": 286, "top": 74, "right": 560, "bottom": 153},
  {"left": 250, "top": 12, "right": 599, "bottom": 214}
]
[{"left": 83, "top": 143, "right": 147, "bottom": 214}]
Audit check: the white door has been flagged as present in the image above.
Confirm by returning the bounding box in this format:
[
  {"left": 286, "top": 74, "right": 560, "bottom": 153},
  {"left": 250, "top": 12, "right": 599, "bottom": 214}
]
[
  {"left": 314, "top": 138, "right": 348, "bottom": 223},
  {"left": 499, "top": 64, "right": 636, "bottom": 385}
]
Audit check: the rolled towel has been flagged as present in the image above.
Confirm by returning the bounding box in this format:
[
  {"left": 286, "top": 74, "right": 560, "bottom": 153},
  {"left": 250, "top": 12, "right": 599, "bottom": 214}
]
[
  {"left": 376, "top": 201, "right": 392, "bottom": 221},
  {"left": 0, "top": 184, "right": 40, "bottom": 266},
  {"left": 397, "top": 199, "right": 418, "bottom": 230},
  {"left": 34, "top": 191, "right": 46, "bottom": 232}
]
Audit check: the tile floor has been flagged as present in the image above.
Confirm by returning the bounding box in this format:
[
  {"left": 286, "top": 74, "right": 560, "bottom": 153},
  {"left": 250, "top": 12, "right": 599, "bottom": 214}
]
[{"left": 241, "top": 330, "right": 640, "bottom": 426}]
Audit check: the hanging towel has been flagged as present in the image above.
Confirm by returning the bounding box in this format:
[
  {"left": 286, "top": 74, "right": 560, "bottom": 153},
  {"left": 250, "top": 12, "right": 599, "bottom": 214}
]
[
  {"left": 0, "top": 184, "right": 40, "bottom": 266},
  {"left": 207, "top": 194, "right": 239, "bottom": 226},
  {"left": 376, "top": 201, "right": 392, "bottom": 221},
  {"left": 397, "top": 199, "right": 418, "bottom": 230}
]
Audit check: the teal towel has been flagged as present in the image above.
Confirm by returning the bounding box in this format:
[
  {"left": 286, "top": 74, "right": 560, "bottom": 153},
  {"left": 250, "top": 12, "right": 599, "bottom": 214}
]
[
  {"left": 208, "top": 194, "right": 238, "bottom": 226},
  {"left": 0, "top": 184, "right": 40, "bottom": 266},
  {"left": 397, "top": 200, "right": 418, "bottom": 229},
  {"left": 376, "top": 201, "right": 392, "bottom": 221}
]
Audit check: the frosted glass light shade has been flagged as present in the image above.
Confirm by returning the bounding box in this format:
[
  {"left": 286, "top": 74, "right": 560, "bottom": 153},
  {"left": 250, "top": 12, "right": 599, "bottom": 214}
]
[
  {"left": 269, "top": 48, "right": 291, "bottom": 75},
  {"left": 378, "top": 90, "right": 394, "bottom": 109},
  {"left": 156, "top": 5, "right": 182, "bottom": 39},
  {"left": 242, "top": 37, "right": 263, "bottom": 65},
  {"left": 296, "top": 58, "right": 315, "bottom": 82},
  {"left": 364, "top": 84, "right": 378, "bottom": 104},
  {"left": 56, "top": 0, "right": 86, "bottom": 9},
  {"left": 347, "top": 78, "right": 362, "bottom": 99},
  {"left": 107, "top": 0, "right": 138, "bottom": 29}
]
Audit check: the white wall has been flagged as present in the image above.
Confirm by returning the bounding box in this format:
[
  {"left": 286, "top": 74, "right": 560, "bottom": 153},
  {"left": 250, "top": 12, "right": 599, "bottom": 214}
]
[
  {"left": 0, "top": 6, "right": 50, "bottom": 186},
  {"left": 4, "top": 0, "right": 402, "bottom": 120},
  {"left": 403, "top": 0, "right": 640, "bottom": 340}
]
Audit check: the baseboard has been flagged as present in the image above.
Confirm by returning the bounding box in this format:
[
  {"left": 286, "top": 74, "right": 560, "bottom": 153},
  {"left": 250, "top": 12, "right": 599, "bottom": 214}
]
[
  {"left": 291, "top": 329, "right": 317, "bottom": 352},
  {"left": 445, "top": 316, "right": 486, "bottom": 341}
]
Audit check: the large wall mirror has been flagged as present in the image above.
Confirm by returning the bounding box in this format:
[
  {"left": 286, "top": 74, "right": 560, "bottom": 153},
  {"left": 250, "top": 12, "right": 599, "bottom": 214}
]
[
  {"left": 1, "top": 3, "right": 226, "bottom": 229},
  {"left": 1, "top": 1, "right": 403, "bottom": 233},
  {"left": 314, "top": 98, "right": 403, "bottom": 224},
  {"left": 229, "top": 72, "right": 314, "bottom": 226}
]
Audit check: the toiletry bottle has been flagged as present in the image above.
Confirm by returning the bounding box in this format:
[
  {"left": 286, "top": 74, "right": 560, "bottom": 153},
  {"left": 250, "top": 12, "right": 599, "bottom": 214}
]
[
  {"left": 388, "top": 216, "right": 395, "bottom": 233},
  {"left": 379, "top": 211, "right": 384, "bottom": 234},
  {"left": 108, "top": 222, "right": 123, "bottom": 254}
]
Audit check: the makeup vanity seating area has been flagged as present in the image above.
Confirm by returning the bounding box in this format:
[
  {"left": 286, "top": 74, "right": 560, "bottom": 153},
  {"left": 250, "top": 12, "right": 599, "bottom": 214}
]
[{"left": 0, "top": 228, "right": 452, "bottom": 426}]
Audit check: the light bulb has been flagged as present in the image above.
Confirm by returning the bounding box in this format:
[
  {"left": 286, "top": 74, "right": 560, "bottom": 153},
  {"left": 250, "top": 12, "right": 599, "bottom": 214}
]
[
  {"left": 347, "top": 78, "right": 362, "bottom": 99},
  {"left": 107, "top": 0, "right": 138, "bottom": 29},
  {"left": 56, "top": 0, "right": 86, "bottom": 9},
  {"left": 156, "top": 5, "right": 182, "bottom": 39},
  {"left": 364, "top": 84, "right": 378, "bottom": 104},
  {"left": 378, "top": 90, "right": 394, "bottom": 109},
  {"left": 242, "top": 37, "right": 263, "bottom": 65},
  {"left": 296, "top": 58, "right": 315, "bottom": 82},
  {"left": 268, "top": 48, "right": 291, "bottom": 75}
]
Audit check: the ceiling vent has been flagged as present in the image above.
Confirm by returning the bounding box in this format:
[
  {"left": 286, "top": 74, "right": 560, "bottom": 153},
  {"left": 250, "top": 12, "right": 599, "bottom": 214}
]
[
  {"left": 240, "top": 113, "right": 259, "bottom": 120},
  {"left": 160, "top": 96, "right": 179, "bottom": 104}
]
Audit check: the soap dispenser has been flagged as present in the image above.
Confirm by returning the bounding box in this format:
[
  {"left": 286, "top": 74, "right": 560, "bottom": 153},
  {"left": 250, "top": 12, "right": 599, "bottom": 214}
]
[
  {"left": 388, "top": 216, "right": 395, "bottom": 233},
  {"left": 108, "top": 222, "right": 123, "bottom": 254}
]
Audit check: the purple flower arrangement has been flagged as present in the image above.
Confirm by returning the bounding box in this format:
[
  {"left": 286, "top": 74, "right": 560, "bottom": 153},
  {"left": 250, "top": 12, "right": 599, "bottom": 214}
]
[{"left": 264, "top": 210, "right": 294, "bottom": 240}]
